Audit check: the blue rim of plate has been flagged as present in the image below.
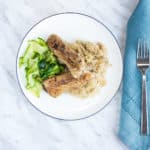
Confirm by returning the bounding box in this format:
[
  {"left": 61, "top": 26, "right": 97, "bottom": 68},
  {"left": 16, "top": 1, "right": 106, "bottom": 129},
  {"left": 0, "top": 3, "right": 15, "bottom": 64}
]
[{"left": 16, "top": 12, "right": 123, "bottom": 121}]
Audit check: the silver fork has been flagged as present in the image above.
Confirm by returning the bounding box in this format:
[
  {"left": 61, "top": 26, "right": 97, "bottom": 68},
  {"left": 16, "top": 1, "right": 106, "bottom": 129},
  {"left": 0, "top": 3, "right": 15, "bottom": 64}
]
[{"left": 137, "top": 39, "right": 150, "bottom": 135}]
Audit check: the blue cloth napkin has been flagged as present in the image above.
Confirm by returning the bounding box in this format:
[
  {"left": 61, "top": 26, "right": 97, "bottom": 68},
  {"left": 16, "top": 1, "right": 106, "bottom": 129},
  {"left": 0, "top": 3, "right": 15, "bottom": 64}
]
[{"left": 118, "top": 0, "right": 150, "bottom": 150}]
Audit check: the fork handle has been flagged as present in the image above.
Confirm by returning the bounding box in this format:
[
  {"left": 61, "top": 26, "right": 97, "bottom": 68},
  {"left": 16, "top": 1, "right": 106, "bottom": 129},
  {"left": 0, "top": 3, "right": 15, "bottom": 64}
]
[{"left": 141, "top": 74, "right": 149, "bottom": 135}]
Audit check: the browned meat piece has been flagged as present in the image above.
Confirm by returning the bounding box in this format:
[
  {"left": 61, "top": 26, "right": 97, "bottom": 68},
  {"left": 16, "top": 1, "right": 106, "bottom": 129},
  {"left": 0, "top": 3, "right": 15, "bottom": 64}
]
[
  {"left": 47, "top": 34, "right": 85, "bottom": 78},
  {"left": 43, "top": 72, "right": 91, "bottom": 98}
]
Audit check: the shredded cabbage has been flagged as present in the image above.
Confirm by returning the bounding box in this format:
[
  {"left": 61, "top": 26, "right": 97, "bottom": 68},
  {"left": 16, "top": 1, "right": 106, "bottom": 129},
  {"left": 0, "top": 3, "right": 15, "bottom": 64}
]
[{"left": 19, "top": 38, "right": 64, "bottom": 97}]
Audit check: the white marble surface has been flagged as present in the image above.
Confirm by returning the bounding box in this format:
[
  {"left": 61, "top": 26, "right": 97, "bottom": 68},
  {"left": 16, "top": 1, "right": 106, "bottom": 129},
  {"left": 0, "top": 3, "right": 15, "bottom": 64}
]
[{"left": 0, "top": 0, "right": 139, "bottom": 149}]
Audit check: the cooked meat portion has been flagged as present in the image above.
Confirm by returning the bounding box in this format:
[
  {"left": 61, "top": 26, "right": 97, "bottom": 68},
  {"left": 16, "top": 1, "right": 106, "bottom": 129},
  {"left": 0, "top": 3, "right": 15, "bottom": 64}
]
[
  {"left": 47, "top": 34, "right": 85, "bottom": 78},
  {"left": 47, "top": 34, "right": 65, "bottom": 51},
  {"left": 43, "top": 72, "right": 91, "bottom": 97},
  {"left": 45, "top": 34, "right": 109, "bottom": 97}
]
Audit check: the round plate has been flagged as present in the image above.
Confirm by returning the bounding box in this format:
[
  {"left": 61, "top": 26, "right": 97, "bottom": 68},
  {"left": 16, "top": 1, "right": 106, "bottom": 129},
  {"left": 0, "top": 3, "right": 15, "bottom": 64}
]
[{"left": 16, "top": 12, "right": 123, "bottom": 120}]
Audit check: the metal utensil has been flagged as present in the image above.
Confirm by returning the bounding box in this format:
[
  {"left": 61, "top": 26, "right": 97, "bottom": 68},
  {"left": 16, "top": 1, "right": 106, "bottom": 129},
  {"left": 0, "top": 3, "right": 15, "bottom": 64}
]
[{"left": 137, "top": 39, "right": 150, "bottom": 135}]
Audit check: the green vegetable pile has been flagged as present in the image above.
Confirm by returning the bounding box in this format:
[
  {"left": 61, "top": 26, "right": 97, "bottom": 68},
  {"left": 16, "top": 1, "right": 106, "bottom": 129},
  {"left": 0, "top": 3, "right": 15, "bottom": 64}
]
[{"left": 19, "top": 38, "right": 64, "bottom": 97}]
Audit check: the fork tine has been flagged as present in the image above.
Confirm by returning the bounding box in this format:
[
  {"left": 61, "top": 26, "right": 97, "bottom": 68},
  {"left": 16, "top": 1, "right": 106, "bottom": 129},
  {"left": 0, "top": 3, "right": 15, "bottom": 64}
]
[
  {"left": 145, "top": 42, "right": 148, "bottom": 59},
  {"left": 141, "top": 39, "right": 144, "bottom": 59},
  {"left": 145, "top": 42, "right": 149, "bottom": 60},
  {"left": 144, "top": 41, "right": 146, "bottom": 58},
  {"left": 148, "top": 47, "right": 150, "bottom": 62},
  {"left": 140, "top": 39, "right": 143, "bottom": 59},
  {"left": 137, "top": 39, "right": 141, "bottom": 60}
]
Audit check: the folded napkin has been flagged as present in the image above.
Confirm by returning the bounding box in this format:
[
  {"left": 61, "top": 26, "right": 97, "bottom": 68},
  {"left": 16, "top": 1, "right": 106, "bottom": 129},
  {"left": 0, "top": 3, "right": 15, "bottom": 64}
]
[{"left": 118, "top": 0, "right": 150, "bottom": 150}]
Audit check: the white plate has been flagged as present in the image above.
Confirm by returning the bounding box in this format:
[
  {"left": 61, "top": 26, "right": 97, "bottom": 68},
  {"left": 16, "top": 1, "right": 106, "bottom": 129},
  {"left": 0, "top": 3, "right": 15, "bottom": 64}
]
[{"left": 17, "top": 13, "right": 123, "bottom": 120}]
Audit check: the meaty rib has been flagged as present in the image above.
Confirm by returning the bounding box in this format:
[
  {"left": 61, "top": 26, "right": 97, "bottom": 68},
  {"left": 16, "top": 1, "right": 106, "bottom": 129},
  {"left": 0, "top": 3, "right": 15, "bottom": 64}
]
[
  {"left": 47, "top": 34, "right": 85, "bottom": 78},
  {"left": 43, "top": 72, "right": 91, "bottom": 98}
]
